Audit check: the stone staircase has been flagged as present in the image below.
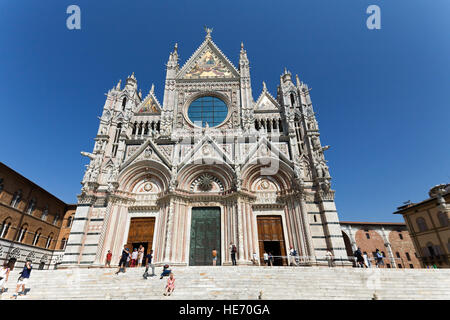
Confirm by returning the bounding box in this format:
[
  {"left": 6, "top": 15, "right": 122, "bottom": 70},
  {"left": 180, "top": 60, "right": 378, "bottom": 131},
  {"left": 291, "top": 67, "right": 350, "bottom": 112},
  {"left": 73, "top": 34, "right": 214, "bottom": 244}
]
[{"left": 1, "top": 266, "right": 449, "bottom": 300}]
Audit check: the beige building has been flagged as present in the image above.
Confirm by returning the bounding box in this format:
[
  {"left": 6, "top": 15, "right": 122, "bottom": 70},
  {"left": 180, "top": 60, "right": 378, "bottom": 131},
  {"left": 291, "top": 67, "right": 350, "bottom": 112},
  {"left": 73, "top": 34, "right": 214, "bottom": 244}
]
[{"left": 394, "top": 184, "right": 450, "bottom": 268}]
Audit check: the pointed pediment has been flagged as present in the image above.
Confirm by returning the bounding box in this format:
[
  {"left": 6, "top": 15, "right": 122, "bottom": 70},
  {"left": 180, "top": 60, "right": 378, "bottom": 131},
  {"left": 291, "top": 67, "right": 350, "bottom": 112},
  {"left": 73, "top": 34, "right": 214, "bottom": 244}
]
[
  {"left": 135, "top": 90, "right": 161, "bottom": 114},
  {"left": 121, "top": 138, "right": 172, "bottom": 170},
  {"left": 241, "top": 137, "right": 293, "bottom": 168},
  {"left": 177, "top": 39, "right": 240, "bottom": 80},
  {"left": 179, "top": 135, "right": 233, "bottom": 168},
  {"left": 254, "top": 84, "right": 280, "bottom": 112}
]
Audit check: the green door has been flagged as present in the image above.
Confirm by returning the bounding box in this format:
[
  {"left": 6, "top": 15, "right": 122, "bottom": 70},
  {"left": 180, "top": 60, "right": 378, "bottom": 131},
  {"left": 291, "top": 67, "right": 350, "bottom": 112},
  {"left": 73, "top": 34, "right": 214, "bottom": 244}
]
[{"left": 189, "top": 207, "right": 221, "bottom": 266}]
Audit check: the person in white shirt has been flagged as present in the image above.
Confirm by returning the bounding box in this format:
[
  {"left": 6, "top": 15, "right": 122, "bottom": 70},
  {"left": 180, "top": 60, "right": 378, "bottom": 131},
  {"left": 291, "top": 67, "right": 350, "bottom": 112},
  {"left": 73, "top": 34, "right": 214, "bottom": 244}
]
[
  {"left": 263, "top": 251, "right": 269, "bottom": 266},
  {"left": 251, "top": 253, "right": 259, "bottom": 265},
  {"left": 325, "top": 250, "right": 334, "bottom": 267},
  {"left": 289, "top": 247, "right": 298, "bottom": 266},
  {"left": 131, "top": 248, "right": 138, "bottom": 267},
  {"left": 0, "top": 261, "right": 11, "bottom": 294}
]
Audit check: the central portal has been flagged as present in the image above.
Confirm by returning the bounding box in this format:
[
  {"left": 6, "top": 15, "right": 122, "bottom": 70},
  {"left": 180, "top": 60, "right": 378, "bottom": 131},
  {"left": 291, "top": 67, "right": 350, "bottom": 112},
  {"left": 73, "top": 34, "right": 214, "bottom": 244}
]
[{"left": 189, "top": 207, "right": 221, "bottom": 266}]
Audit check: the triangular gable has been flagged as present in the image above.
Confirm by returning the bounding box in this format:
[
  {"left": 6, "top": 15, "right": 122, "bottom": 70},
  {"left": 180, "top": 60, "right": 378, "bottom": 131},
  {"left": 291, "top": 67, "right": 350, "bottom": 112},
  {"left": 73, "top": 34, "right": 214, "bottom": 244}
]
[
  {"left": 240, "top": 137, "right": 293, "bottom": 168},
  {"left": 178, "top": 135, "right": 233, "bottom": 168},
  {"left": 135, "top": 90, "right": 161, "bottom": 114},
  {"left": 254, "top": 83, "right": 280, "bottom": 112},
  {"left": 121, "top": 138, "right": 172, "bottom": 170},
  {"left": 177, "top": 39, "right": 240, "bottom": 80}
]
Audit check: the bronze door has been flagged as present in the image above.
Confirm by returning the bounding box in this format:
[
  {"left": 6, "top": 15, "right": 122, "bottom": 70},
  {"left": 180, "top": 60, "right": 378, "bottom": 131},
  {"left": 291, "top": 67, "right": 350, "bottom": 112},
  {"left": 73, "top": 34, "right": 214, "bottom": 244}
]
[
  {"left": 189, "top": 207, "right": 221, "bottom": 266},
  {"left": 257, "top": 216, "right": 287, "bottom": 266},
  {"left": 126, "top": 217, "right": 155, "bottom": 256}
]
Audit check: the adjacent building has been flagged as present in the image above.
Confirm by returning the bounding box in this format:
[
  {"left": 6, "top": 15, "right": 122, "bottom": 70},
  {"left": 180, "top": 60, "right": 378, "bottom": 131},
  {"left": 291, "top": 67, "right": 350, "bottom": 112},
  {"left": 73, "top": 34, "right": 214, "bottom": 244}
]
[
  {"left": 394, "top": 184, "right": 450, "bottom": 268},
  {"left": 0, "top": 162, "right": 76, "bottom": 269},
  {"left": 340, "top": 221, "right": 421, "bottom": 268}
]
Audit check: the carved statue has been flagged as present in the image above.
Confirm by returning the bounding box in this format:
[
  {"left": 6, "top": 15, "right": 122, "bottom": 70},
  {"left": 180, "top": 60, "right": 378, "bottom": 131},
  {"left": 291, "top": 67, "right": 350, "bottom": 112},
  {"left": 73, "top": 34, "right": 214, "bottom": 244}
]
[{"left": 81, "top": 151, "right": 95, "bottom": 160}]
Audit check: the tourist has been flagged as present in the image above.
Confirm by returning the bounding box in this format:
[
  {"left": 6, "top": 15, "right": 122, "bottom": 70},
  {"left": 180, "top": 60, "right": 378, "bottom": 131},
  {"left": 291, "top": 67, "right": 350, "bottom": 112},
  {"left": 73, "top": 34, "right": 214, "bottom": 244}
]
[
  {"left": 160, "top": 264, "right": 171, "bottom": 279},
  {"left": 263, "top": 251, "right": 269, "bottom": 266},
  {"left": 131, "top": 248, "right": 138, "bottom": 267},
  {"left": 268, "top": 252, "right": 274, "bottom": 266},
  {"left": 11, "top": 260, "right": 32, "bottom": 299},
  {"left": 105, "top": 250, "right": 112, "bottom": 268},
  {"left": 363, "top": 252, "right": 371, "bottom": 268},
  {"left": 0, "top": 261, "right": 11, "bottom": 294},
  {"left": 212, "top": 248, "right": 217, "bottom": 266},
  {"left": 375, "top": 249, "right": 384, "bottom": 268},
  {"left": 326, "top": 250, "right": 334, "bottom": 267},
  {"left": 230, "top": 242, "right": 237, "bottom": 266},
  {"left": 354, "top": 247, "right": 367, "bottom": 268},
  {"left": 138, "top": 245, "right": 145, "bottom": 268},
  {"left": 143, "top": 250, "right": 156, "bottom": 279},
  {"left": 115, "top": 246, "right": 130, "bottom": 274},
  {"left": 163, "top": 272, "right": 175, "bottom": 296},
  {"left": 289, "top": 247, "right": 298, "bottom": 266},
  {"left": 251, "top": 252, "right": 259, "bottom": 265}
]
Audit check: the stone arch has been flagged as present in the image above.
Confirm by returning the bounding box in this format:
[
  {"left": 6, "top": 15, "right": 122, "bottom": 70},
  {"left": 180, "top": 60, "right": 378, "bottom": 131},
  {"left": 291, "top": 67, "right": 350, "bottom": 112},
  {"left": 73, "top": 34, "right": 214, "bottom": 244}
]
[
  {"left": 177, "top": 162, "right": 234, "bottom": 192},
  {"left": 341, "top": 230, "right": 354, "bottom": 257},
  {"left": 241, "top": 159, "right": 294, "bottom": 193},
  {"left": 118, "top": 160, "right": 171, "bottom": 193}
]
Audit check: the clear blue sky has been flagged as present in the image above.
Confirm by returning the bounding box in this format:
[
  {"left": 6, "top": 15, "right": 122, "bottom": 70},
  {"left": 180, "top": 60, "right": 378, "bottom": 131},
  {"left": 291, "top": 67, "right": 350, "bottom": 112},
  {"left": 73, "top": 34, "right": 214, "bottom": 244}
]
[{"left": 1, "top": 1, "right": 449, "bottom": 222}]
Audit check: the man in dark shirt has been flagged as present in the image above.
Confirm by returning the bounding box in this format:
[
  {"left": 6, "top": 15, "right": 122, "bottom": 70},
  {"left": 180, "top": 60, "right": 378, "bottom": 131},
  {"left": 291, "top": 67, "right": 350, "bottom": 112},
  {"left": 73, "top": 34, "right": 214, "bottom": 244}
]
[
  {"left": 11, "top": 260, "right": 32, "bottom": 299},
  {"left": 143, "top": 250, "right": 155, "bottom": 279},
  {"left": 115, "top": 246, "right": 130, "bottom": 275}
]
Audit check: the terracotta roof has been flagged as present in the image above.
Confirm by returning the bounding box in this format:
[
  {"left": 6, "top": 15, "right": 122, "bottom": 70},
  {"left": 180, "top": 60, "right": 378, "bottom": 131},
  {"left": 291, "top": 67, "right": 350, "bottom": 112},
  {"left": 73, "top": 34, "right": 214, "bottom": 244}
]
[{"left": 340, "top": 221, "right": 406, "bottom": 226}]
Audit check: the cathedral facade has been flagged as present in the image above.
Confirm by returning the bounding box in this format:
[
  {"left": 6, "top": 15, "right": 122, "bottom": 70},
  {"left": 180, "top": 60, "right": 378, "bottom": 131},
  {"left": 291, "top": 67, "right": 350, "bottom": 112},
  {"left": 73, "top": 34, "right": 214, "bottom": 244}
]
[{"left": 62, "top": 30, "right": 349, "bottom": 267}]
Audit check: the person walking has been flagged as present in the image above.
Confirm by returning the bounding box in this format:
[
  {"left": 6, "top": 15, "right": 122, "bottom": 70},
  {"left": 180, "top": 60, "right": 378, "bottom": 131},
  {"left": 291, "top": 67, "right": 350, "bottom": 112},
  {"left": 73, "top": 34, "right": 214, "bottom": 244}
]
[
  {"left": 251, "top": 252, "right": 259, "bottom": 265},
  {"left": 116, "top": 246, "right": 130, "bottom": 274},
  {"left": 131, "top": 248, "right": 138, "bottom": 268},
  {"left": 137, "top": 245, "right": 144, "bottom": 268},
  {"left": 143, "top": 250, "right": 156, "bottom": 279},
  {"left": 105, "top": 250, "right": 112, "bottom": 268},
  {"left": 212, "top": 248, "right": 218, "bottom": 266},
  {"left": 230, "top": 242, "right": 237, "bottom": 266},
  {"left": 0, "top": 261, "right": 11, "bottom": 295},
  {"left": 263, "top": 251, "right": 269, "bottom": 266},
  {"left": 326, "top": 250, "right": 334, "bottom": 267},
  {"left": 354, "top": 247, "right": 367, "bottom": 268},
  {"left": 11, "top": 260, "right": 32, "bottom": 299},
  {"left": 363, "top": 252, "right": 371, "bottom": 268},
  {"left": 289, "top": 247, "right": 298, "bottom": 266},
  {"left": 375, "top": 249, "right": 384, "bottom": 268},
  {"left": 163, "top": 273, "right": 175, "bottom": 296},
  {"left": 268, "top": 252, "right": 274, "bottom": 266}
]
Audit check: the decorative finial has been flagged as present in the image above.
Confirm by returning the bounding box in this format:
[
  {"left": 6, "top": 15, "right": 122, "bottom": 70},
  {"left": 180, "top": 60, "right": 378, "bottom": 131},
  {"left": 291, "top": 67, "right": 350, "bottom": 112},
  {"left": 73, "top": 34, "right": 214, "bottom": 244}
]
[
  {"left": 262, "top": 81, "right": 267, "bottom": 91},
  {"left": 284, "top": 67, "right": 287, "bottom": 74},
  {"left": 204, "top": 25, "right": 213, "bottom": 39},
  {"left": 116, "top": 79, "right": 121, "bottom": 90},
  {"left": 150, "top": 83, "right": 154, "bottom": 94},
  {"left": 174, "top": 43, "right": 178, "bottom": 52},
  {"left": 241, "top": 42, "right": 244, "bottom": 49}
]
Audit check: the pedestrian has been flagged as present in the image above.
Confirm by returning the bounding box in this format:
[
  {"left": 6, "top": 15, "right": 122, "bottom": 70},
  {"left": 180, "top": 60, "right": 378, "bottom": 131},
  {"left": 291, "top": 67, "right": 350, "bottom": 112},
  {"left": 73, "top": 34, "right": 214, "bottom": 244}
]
[
  {"left": 363, "top": 252, "right": 371, "bottom": 268},
  {"left": 251, "top": 252, "right": 259, "bottom": 265},
  {"left": 268, "top": 252, "right": 273, "bottom": 266},
  {"left": 230, "top": 242, "right": 237, "bottom": 266},
  {"left": 160, "top": 264, "right": 171, "bottom": 279},
  {"left": 131, "top": 248, "right": 138, "bottom": 267},
  {"left": 375, "top": 249, "right": 384, "bottom": 268},
  {"left": 289, "top": 246, "right": 298, "bottom": 266},
  {"left": 105, "top": 250, "right": 112, "bottom": 268},
  {"left": 326, "top": 250, "right": 334, "bottom": 267},
  {"left": 0, "top": 261, "right": 12, "bottom": 294},
  {"left": 212, "top": 248, "right": 217, "bottom": 266},
  {"left": 137, "top": 245, "right": 144, "bottom": 268},
  {"left": 163, "top": 272, "right": 175, "bottom": 296},
  {"left": 263, "top": 251, "right": 269, "bottom": 266},
  {"left": 115, "top": 246, "right": 130, "bottom": 274},
  {"left": 11, "top": 260, "right": 32, "bottom": 299},
  {"left": 143, "top": 250, "right": 156, "bottom": 279},
  {"left": 354, "top": 247, "right": 367, "bottom": 268}
]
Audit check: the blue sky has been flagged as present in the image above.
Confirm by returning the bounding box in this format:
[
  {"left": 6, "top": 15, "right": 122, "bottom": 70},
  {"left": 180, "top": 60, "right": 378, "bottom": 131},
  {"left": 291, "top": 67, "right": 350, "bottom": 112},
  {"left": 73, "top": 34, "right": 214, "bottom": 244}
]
[{"left": 0, "top": 0, "right": 449, "bottom": 222}]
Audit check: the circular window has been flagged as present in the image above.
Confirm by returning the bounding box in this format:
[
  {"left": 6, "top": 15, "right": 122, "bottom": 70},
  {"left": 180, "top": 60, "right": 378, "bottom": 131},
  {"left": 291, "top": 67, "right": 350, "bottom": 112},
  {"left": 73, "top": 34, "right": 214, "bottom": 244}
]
[{"left": 187, "top": 96, "right": 228, "bottom": 127}]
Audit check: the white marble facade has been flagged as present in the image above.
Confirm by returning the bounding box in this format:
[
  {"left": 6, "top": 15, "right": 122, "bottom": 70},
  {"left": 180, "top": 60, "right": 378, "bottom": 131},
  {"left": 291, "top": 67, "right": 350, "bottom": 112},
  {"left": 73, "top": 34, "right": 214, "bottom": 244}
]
[{"left": 61, "top": 29, "right": 350, "bottom": 267}]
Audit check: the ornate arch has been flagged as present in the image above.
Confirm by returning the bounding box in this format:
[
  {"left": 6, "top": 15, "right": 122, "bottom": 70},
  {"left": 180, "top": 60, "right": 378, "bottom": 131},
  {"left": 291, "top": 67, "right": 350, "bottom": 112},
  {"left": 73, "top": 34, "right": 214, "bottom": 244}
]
[
  {"left": 177, "top": 162, "right": 234, "bottom": 192},
  {"left": 241, "top": 159, "right": 294, "bottom": 192},
  {"left": 118, "top": 160, "right": 171, "bottom": 193}
]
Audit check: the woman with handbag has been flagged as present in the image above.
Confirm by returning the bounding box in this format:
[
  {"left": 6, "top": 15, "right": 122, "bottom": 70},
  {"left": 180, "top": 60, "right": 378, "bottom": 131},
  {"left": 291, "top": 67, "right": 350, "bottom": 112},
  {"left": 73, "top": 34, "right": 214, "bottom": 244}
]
[{"left": 0, "top": 261, "right": 11, "bottom": 294}]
